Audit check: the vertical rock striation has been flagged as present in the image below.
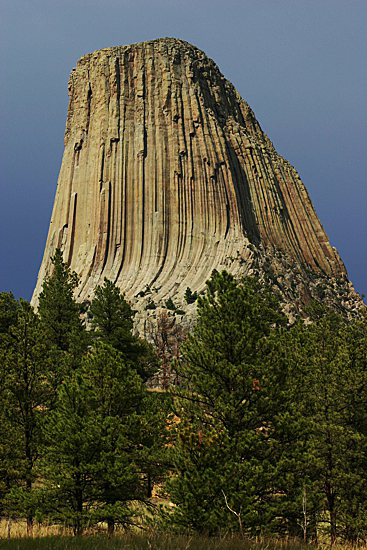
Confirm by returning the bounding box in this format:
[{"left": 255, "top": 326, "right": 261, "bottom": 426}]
[{"left": 32, "top": 38, "right": 353, "bottom": 314}]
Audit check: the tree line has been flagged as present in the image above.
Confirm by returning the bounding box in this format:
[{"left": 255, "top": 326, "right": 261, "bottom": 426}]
[{"left": 0, "top": 250, "right": 366, "bottom": 544}]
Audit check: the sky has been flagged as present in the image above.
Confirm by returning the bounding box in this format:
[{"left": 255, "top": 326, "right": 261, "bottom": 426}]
[{"left": 1, "top": 0, "right": 366, "bottom": 301}]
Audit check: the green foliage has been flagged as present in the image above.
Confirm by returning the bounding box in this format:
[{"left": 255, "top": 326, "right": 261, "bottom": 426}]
[
  {"left": 136, "top": 390, "right": 174, "bottom": 498},
  {"left": 166, "top": 424, "right": 232, "bottom": 534},
  {"left": 0, "top": 299, "right": 51, "bottom": 529},
  {"left": 40, "top": 346, "right": 145, "bottom": 535},
  {"left": 0, "top": 293, "right": 22, "bottom": 509},
  {"left": 89, "top": 278, "right": 134, "bottom": 348},
  {"left": 178, "top": 270, "right": 286, "bottom": 434},
  {"left": 0, "top": 267, "right": 167, "bottom": 534},
  {"left": 165, "top": 298, "right": 176, "bottom": 311},
  {"left": 184, "top": 287, "right": 198, "bottom": 305},
  {"left": 315, "top": 283, "right": 325, "bottom": 300},
  {"left": 42, "top": 372, "right": 111, "bottom": 534},
  {"left": 2, "top": 259, "right": 367, "bottom": 545},
  {"left": 37, "top": 249, "right": 89, "bottom": 386},
  {"left": 0, "top": 291, "right": 19, "bottom": 336},
  {"left": 168, "top": 270, "right": 288, "bottom": 535},
  {"left": 280, "top": 309, "right": 367, "bottom": 543},
  {"left": 37, "top": 342, "right": 168, "bottom": 535},
  {"left": 38, "top": 249, "right": 87, "bottom": 354},
  {"left": 89, "top": 279, "right": 158, "bottom": 381}
]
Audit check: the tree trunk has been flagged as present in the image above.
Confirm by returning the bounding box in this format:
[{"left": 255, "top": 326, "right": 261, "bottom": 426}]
[
  {"left": 310, "top": 511, "right": 318, "bottom": 544},
  {"left": 107, "top": 518, "right": 115, "bottom": 536},
  {"left": 325, "top": 429, "right": 337, "bottom": 544},
  {"left": 330, "top": 509, "right": 337, "bottom": 545},
  {"left": 26, "top": 513, "right": 33, "bottom": 537},
  {"left": 147, "top": 471, "right": 152, "bottom": 498},
  {"left": 7, "top": 516, "right": 11, "bottom": 538},
  {"left": 74, "top": 471, "right": 84, "bottom": 536},
  {"left": 325, "top": 477, "right": 337, "bottom": 544},
  {"left": 26, "top": 476, "right": 33, "bottom": 536}
]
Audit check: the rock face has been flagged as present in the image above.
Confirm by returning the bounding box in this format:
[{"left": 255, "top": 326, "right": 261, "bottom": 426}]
[{"left": 32, "top": 38, "right": 360, "bottom": 318}]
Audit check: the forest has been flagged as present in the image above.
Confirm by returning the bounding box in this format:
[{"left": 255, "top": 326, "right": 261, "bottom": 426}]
[{"left": 0, "top": 249, "right": 367, "bottom": 547}]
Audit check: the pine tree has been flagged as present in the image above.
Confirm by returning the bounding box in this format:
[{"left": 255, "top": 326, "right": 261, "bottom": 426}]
[
  {"left": 89, "top": 278, "right": 158, "bottom": 381},
  {"left": 282, "top": 309, "right": 367, "bottom": 544},
  {"left": 37, "top": 248, "right": 89, "bottom": 381},
  {"left": 136, "top": 390, "right": 173, "bottom": 500},
  {"left": 184, "top": 287, "right": 198, "bottom": 305},
  {"left": 89, "top": 278, "right": 134, "bottom": 348},
  {"left": 166, "top": 421, "right": 233, "bottom": 534},
  {"left": 82, "top": 341, "right": 146, "bottom": 534},
  {"left": 0, "top": 293, "right": 22, "bottom": 515},
  {"left": 168, "top": 270, "right": 288, "bottom": 534},
  {"left": 41, "top": 342, "right": 162, "bottom": 535},
  {"left": 0, "top": 292, "right": 19, "bottom": 336},
  {"left": 0, "top": 299, "right": 50, "bottom": 534},
  {"left": 82, "top": 342, "right": 170, "bottom": 531},
  {"left": 41, "top": 371, "right": 107, "bottom": 535},
  {"left": 340, "top": 312, "right": 367, "bottom": 543}
]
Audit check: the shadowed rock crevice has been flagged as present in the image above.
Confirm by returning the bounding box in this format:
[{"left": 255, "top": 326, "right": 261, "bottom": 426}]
[{"left": 223, "top": 140, "right": 260, "bottom": 245}]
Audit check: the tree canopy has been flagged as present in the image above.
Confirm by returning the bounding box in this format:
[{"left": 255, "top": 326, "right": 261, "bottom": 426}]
[
  {"left": 1, "top": 266, "right": 367, "bottom": 544},
  {"left": 167, "top": 271, "right": 288, "bottom": 534}
]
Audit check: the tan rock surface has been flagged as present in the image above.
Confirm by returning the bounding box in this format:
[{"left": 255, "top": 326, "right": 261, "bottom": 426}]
[{"left": 32, "top": 38, "right": 352, "bottom": 314}]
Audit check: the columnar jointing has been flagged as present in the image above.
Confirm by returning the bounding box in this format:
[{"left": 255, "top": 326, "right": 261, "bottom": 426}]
[{"left": 32, "top": 37, "right": 346, "bottom": 307}]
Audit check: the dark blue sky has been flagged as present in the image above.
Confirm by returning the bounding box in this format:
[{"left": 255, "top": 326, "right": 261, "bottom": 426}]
[{"left": 1, "top": 0, "right": 366, "bottom": 301}]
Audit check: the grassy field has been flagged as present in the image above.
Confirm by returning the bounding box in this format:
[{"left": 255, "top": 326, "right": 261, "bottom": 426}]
[
  {"left": 0, "top": 521, "right": 363, "bottom": 549},
  {"left": 0, "top": 534, "right": 315, "bottom": 550},
  {"left": 0, "top": 532, "right": 362, "bottom": 550}
]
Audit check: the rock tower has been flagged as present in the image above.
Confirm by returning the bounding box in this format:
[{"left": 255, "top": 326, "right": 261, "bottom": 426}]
[{"left": 32, "top": 38, "right": 359, "bottom": 317}]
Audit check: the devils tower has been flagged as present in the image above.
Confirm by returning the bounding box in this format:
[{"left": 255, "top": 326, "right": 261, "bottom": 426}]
[{"left": 32, "top": 38, "right": 361, "bottom": 317}]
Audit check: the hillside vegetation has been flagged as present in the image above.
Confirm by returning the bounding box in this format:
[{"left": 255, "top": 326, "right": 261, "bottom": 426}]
[{"left": 1, "top": 250, "right": 367, "bottom": 545}]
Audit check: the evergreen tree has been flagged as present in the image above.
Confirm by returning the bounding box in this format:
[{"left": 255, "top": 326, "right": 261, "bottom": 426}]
[
  {"left": 136, "top": 390, "right": 174, "bottom": 500},
  {"left": 184, "top": 287, "right": 198, "bottom": 305},
  {"left": 37, "top": 248, "right": 89, "bottom": 380},
  {"left": 82, "top": 341, "right": 147, "bottom": 535},
  {"left": 0, "top": 293, "right": 22, "bottom": 515},
  {"left": 89, "top": 278, "right": 134, "bottom": 347},
  {"left": 82, "top": 342, "right": 171, "bottom": 530},
  {"left": 89, "top": 278, "right": 158, "bottom": 381},
  {"left": 282, "top": 309, "right": 367, "bottom": 544},
  {"left": 41, "top": 371, "right": 108, "bottom": 535},
  {"left": 166, "top": 421, "right": 232, "bottom": 534},
  {"left": 0, "top": 292, "right": 19, "bottom": 336},
  {"left": 168, "top": 270, "right": 288, "bottom": 535},
  {"left": 0, "top": 299, "right": 50, "bottom": 534},
  {"left": 340, "top": 312, "right": 367, "bottom": 543},
  {"left": 41, "top": 342, "right": 163, "bottom": 535}
]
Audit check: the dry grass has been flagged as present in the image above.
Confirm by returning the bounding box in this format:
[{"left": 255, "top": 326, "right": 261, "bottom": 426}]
[
  {"left": 0, "top": 518, "right": 73, "bottom": 538},
  {"left": 1, "top": 521, "right": 366, "bottom": 549}
]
